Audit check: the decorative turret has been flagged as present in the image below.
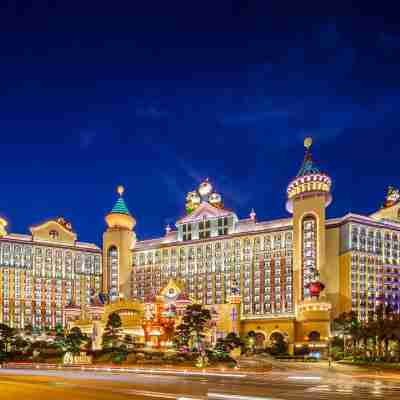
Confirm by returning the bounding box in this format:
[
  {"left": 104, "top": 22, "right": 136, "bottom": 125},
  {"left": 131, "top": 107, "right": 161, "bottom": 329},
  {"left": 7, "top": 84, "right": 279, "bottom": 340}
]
[
  {"left": 105, "top": 185, "right": 136, "bottom": 230},
  {"left": 288, "top": 137, "right": 331, "bottom": 305},
  {"left": 103, "top": 185, "right": 136, "bottom": 301},
  {"left": 286, "top": 137, "right": 332, "bottom": 213},
  {"left": 249, "top": 208, "right": 256, "bottom": 222}
]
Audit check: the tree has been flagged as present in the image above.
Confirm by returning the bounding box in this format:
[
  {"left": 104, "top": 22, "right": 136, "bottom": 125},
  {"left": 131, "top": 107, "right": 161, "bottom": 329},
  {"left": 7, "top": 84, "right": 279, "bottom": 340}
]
[
  {"left": 102, "top": 312, "right": 122, "bottom": 349},
  {"left": 174, "top": 304, "right": 211, "bottom": 352},
  {"left": 0, "top": 324, "right": 16, "bottom": 355},
  {"left": 64, "top": 327, "right": 87, "bottom": 355},
  {"left": 270, "top": 332, "right": 288, "bottom": 355},
  {"left": 13, "top": 335, "right": 29, "bottom": 353},
  {"left": 123, "top": 334, "right": 134, "bottom": 349},
  {"left": 215, "top": 332, "right": 243, "bottom": 353},
  {"left": 331, "top": 306, "right": 400, "bottom": 361},
  {"left": 24, "top": 324, "right": 33, "bottom": 337},
  {"left": 244, "top": 331, "right": 257, "bottom": 353}
]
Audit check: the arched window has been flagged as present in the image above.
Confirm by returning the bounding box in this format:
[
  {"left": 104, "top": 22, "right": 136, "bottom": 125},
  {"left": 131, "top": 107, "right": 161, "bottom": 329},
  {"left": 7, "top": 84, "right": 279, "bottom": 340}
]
[
  {"left": 108, "top": 246, "right": 119, "bottom": 301},
  {"left": 255, "top": 332, "right": 266, "bottom": 348},
  {"left": 49, "top": 230, "right": 59, "bottom": 240},
  {"left": 308, "top": 331, "right": 321, "bottom": 341},
  {"left": 270, "top": 331, "right": 285, "bottom": 343},
  {"left": 302, "top": 215, "right": 317, "bottom": 299}
]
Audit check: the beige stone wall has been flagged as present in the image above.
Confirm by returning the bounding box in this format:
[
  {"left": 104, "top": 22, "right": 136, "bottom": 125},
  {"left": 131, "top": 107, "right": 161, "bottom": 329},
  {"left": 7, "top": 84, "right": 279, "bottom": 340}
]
[
  {"left": 370, "top": 203, "right": 400, "bottom": 222},
  {"left": 31, "top": 220, "right": 76, "bottom": 243}
]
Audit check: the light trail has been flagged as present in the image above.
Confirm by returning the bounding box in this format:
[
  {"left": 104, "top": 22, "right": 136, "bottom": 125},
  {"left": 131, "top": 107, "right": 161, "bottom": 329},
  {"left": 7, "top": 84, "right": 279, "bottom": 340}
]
[{"left": 208, "top": 393, "right": 283, "bottom": 400}]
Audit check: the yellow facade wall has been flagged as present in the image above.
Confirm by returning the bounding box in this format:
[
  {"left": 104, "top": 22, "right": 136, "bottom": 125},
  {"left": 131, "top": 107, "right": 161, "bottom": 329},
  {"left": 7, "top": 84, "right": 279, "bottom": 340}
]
[
  {"left": 241, "top": 319, "right": 296, "bottom": 343},
  {"left": 338, "top": 253, "right": 352, "bottom": 315},
  {"left": 325, "top": 227, "right": 340, "bottom": 317},
  {"left": 30, "top": 221, "right": 76, "bottom": 244}
]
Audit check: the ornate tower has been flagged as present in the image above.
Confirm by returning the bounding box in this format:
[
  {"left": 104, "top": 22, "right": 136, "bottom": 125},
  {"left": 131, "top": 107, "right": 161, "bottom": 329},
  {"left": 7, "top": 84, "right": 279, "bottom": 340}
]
[
  {"left": 103, "top": 186, "right": 136, "bottom": 302},
  {"left": 286, "top": 138, "right": 332, "bottom": 306}
]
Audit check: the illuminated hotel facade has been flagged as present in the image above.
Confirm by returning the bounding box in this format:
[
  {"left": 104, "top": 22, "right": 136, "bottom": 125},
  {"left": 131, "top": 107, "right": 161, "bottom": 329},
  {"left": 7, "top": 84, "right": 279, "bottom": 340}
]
[
  {"left": 2, "top": 138, "right": 400, "bottom": 349},
  {"left": 0, "top": 217, "right": 101, "bottom": 329}
]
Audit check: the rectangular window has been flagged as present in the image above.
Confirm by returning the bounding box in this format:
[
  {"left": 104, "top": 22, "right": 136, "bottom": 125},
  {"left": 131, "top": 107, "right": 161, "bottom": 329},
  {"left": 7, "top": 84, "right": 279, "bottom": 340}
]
[{"left": 199, "top": 220, "right": 211, "bottom": 239}]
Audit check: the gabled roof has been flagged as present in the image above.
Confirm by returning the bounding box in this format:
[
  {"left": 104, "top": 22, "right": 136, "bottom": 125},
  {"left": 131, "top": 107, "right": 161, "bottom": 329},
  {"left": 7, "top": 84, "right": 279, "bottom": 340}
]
[
  {"left": 176, "top": 201, "right": 234, "bottom": 225},
  {"left": 111, "top": 197, "right": 131, "bottom": 216}
]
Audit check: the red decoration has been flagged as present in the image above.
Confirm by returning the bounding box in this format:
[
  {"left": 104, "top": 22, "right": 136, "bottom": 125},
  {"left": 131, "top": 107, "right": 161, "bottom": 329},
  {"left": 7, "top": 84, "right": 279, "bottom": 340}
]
[{"left": 306, "top": 281, "right": 325, "bottom": 298}]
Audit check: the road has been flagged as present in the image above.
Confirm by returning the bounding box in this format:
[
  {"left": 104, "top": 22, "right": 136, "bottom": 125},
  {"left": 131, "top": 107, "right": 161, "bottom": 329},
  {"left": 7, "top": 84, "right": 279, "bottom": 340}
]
[{"left": 1, "top": 364, "right": 400, "bottom": 399}]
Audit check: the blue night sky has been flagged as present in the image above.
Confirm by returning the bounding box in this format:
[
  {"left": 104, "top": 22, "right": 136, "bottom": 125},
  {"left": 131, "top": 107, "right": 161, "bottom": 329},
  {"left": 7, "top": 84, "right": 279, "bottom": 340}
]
[{"left": 0, "top": 2, "right": 399, "bottom": 245}]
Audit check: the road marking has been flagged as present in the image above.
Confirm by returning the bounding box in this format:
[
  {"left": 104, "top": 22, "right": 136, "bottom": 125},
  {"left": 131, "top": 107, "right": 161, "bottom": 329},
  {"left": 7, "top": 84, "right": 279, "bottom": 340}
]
[
  {"left": 124, "top": 389, "right": 203, "bottom": 399},
  {"left": 208, "top": 394, "right": 283, "bottom": 400},
  {"left": 287, "top": 375, "right": 321, "bottom": 381}
]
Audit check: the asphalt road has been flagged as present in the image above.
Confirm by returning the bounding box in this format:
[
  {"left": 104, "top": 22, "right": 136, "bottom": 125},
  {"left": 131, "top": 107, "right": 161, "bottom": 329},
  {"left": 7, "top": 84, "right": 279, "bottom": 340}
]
[{"left": 1, "top": 365, "right": 400, "bottom": 399}]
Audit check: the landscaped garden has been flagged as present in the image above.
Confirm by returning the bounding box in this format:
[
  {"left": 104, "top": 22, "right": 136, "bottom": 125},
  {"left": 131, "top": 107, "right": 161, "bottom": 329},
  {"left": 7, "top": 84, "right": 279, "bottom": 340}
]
[
  {"left": 331, "top": 305, "right": 400, "bottom": 366},
  {"left": 0, "top": 304, "right": 282, "bottom": 370}
]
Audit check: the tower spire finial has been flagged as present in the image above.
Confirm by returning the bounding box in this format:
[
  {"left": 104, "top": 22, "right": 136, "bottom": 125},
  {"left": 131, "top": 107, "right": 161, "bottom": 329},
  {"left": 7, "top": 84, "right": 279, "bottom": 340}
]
[
  {"left": 304, "top": 136, "right": 313, "bottom": 150},
  {"left": 117, "top": 185, "right": 125, "bottom": 197}
]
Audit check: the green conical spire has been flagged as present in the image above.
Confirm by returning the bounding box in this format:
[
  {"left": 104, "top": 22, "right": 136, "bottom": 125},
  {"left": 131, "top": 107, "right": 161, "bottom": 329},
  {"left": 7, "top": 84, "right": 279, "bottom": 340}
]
[{"left": 110, "top": 185, "right": 131, "bottom": 215}]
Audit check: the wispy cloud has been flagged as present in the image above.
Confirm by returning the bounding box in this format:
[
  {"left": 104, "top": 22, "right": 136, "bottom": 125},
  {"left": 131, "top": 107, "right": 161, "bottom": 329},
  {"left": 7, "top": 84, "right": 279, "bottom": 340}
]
[
  {"left": 135, "top": 106, "right": 168, "bottom": 119},
  {"left": 219, "top": 109, "right": 292, "bottom": 127},
  {"left": 79, "top": 130, "right": 96, "bottom": 149},
  {"left": 379, "top": 32, "right": 400, "bottom": 49}
]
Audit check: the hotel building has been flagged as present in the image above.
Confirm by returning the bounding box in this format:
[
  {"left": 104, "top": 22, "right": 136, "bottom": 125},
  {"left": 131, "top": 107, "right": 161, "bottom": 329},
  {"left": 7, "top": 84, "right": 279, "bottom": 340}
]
[
  {"left": 0, "top": 217, "right": 101, "bottom": 329},
  {"left": 2, "top": 137, "right": 400, "bottom": 350}
]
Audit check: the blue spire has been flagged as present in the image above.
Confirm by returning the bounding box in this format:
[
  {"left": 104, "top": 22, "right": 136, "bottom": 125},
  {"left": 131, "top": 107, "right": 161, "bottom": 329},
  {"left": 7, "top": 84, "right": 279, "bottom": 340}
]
[
  {"left": 296, "top": 137, "right": 321, "bottom": 177},
  {"left": 296, "top": 150, "right": 321, "bottom": 177}
]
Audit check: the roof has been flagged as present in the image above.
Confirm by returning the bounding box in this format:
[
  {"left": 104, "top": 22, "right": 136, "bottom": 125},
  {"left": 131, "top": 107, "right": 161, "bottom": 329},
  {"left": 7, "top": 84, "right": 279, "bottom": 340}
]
[
  {"left": 296, "top": 149, "right": 321, "bottom": 177},
  {"left": 176, "top": 201, "right": 234, "bottom": 225},
  {"left": 111, "top": 197, "right": 131, "bottom": 216}
]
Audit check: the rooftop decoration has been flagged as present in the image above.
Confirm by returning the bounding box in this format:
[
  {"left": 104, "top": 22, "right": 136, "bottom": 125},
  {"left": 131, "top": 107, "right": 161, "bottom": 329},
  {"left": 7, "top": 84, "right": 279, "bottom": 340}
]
[
  {"left": 0, "top": 217, "right": 8, "bottom": 237},
  {"left": 105, "top": 185, "right": 136, "bottom": 230},
  {"left": 383, "top": 186, "right": 400, "bottom": 208},
  {"left": 185, "top": 178, "right": 224, "bottom": 215},
  {"left": 56, "top": 217, "right": 73, "bottom": 231},
  {"left": 110, "top": 185, "right": 131, "bottom": 216},
  {"left": 286, "top": 137, "right": 332, "bottom": 213}
]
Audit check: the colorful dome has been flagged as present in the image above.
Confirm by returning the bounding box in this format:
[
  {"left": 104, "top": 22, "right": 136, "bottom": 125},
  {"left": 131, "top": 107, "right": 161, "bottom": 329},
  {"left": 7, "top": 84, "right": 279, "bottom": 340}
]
[
  {"left": 187, "top": 191, "right": 201, "bottom": 205},
  {"left": 198, "top": 178, "right": 213, "bottom": 198},
  {"left": 384, "top": 186, "right": 400, "bottom": 208},
  {"left": 286, "top": 137, "right": 332, "bottom": 213},
  {"left": 185, "top": 191, "right": 201, "bottom": 214},
  {"left": 209, "top": 192, "right": 222, "bottom": 205}
]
